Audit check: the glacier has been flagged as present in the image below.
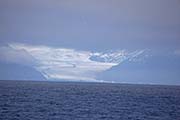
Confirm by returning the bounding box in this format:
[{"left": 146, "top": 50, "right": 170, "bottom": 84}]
[{"left": 7, "top": 43, "right": 146, "bottom": 82}]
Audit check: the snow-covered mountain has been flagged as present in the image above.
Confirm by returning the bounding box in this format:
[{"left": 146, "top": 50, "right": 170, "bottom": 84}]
[
  {"left": 90, "top": 49, "right": 148, "bottom": 64},
  {"left": 2, "top": 43, "right": 148, "bottom": 81},
  {"left": 2, "top": 43, "right": 180, "bottom": 84}
]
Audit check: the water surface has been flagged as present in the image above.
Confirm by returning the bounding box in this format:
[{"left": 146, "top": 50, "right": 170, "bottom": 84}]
[{"left": 0, "top": 80, "right": 180, "bottom": 120}]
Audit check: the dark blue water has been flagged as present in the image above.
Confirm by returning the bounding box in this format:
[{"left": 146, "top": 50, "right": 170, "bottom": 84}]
[{"left": 0, "top": 80, "right": 180, "bottom": 120}]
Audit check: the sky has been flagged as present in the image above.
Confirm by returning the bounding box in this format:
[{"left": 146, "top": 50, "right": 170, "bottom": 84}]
[{"left": 0, "top": 0, "right": 180, "bottom": 84}]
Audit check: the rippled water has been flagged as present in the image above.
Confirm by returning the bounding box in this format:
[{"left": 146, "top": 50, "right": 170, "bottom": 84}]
[{"left": 0, "top": 80, "right": 180, "bottom": 120}]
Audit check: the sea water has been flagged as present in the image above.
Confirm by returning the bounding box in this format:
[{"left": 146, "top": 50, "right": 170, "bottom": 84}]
[{"left": 0, "top": 80, "right": 180, "bottom": 120}]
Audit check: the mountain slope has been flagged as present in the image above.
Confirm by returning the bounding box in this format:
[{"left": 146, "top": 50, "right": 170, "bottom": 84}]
[
  {"left": 0, "top": 62, "right": 46, "bottom": 81},
  {"left": 97, "top": 54, "right": 180, "bottom": 85}
]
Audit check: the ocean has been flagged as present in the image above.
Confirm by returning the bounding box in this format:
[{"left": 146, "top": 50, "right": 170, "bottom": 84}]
[{"left": 0, "top": 80, "right": 180, "bottom": 120}]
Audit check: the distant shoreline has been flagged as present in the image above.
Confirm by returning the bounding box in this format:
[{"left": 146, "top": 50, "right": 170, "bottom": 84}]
[{"left": 0, "top": 79, "right": 179, "bottom": 87}]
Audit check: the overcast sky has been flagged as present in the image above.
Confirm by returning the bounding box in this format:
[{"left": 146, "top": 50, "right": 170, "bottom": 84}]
[{"left": 1, "top": 0, "right": 180, "bottom": 51}]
